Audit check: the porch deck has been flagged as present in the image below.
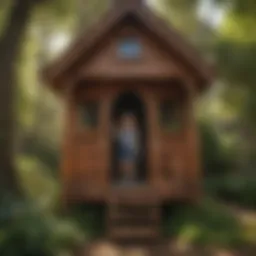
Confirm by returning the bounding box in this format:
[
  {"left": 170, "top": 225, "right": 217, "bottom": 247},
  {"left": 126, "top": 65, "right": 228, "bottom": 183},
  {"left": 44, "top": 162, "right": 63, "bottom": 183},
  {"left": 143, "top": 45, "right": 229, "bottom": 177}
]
[{"left": 63, "top": 180, "right": 191, "bottom": 205}]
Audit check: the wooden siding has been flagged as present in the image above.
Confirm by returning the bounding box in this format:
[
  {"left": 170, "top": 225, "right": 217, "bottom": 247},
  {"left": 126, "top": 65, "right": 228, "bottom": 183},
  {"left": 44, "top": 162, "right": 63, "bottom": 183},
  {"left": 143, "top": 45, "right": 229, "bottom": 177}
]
[
  {"left": 77, "top": 26, "right": 186, "bottom": 80},
  {"left": 61, "top": 81, "right": 200, "bottom": 203}
]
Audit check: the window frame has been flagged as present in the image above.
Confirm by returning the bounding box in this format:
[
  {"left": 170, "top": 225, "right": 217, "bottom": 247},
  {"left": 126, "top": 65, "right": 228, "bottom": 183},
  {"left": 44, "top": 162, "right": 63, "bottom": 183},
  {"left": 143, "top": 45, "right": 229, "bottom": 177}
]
[
  {"left": 159, "top": 99, "right": 183, "bottom": 133},
  {"left": 117, "top": 37, "right": 143, "bottom": 60},
  {"left": 78, "top": 101, "right": 99, "bottom": 131}
]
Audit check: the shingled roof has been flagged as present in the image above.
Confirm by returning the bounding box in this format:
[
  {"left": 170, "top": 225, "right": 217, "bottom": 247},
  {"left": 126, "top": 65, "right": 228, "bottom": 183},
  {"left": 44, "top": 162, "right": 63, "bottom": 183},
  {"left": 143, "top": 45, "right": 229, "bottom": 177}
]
[{"left": 42, "top": 0, "right": 214, "bottom": 90}]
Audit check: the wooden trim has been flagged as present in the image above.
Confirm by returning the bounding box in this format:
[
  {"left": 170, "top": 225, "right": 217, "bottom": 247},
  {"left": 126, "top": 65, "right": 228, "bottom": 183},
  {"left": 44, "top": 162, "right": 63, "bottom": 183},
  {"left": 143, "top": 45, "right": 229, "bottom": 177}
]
[
  {"left": 184, "top": 79, "right": 202, "bottom": 199},
  {"left": 60, "top": 81, "right": 76, "bottom": 203}
]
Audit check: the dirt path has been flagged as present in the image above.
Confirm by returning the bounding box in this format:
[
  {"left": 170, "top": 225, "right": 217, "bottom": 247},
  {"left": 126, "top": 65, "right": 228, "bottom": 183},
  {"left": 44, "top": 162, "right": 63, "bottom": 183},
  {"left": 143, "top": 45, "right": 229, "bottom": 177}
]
[
  {"left": 77, "top": 240, "right": 256, "bottom": 256},
  {"left": 77, "top": 204, "right": 256, "bottom": 256}
]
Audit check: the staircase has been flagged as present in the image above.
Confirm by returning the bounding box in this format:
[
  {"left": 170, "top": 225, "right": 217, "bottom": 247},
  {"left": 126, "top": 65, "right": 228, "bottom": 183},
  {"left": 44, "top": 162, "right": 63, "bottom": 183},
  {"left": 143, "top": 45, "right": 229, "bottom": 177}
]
[{"left": 107, "top": 186, "right": 161, "bottom": 245}]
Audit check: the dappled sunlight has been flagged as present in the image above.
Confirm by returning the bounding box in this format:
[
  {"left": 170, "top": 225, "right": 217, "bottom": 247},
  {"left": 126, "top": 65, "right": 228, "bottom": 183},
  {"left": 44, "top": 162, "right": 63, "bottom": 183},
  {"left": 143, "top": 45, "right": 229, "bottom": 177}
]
[
  {"left": 0, "top": 0, "right": 256, "bottom": 255},
  {"left": 16, "top": 155, "right": 60, "bottom": 212},
  {"left": 213, "top": 249, "right": 237, "bottom": 256}
]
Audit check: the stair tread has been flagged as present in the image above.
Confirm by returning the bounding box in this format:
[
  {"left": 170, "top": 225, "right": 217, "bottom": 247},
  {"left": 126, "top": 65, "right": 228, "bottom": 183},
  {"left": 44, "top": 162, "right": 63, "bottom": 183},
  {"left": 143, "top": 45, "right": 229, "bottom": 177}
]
[
  {"left": 109, "top": 189, "right": 159, "bottom": 205},
  {"left": 109, "top": 210, "right": 159, "bottom": 218},
  {"left": 109, "top": 217, "right": 159, "bottom": 224},
  {"left": 108, "top": 212, "right": 160, "bottom": 223},
  {"left": 107, "top": 201, "right": 161, "bottom": 243},
  {"left": 109, "top": 227, "right": 160, "bottom": 238}
]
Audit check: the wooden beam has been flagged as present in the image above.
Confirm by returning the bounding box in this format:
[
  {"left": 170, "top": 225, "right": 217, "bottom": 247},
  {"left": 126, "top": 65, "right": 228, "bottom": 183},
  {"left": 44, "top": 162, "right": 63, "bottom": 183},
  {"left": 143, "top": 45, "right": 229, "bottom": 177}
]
[
  {"left": 60, "top": 81, "right": 76, "bottom": 204},
  {"left": 184, "top": 79, "right": 202, "bottom": 200}
]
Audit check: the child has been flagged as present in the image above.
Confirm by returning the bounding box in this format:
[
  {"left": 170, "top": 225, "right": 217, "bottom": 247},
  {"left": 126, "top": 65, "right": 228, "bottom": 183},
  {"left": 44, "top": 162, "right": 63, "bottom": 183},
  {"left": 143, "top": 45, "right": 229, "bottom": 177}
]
[{"left": 116, "top": 113, "right": 140, "bottom": 184}]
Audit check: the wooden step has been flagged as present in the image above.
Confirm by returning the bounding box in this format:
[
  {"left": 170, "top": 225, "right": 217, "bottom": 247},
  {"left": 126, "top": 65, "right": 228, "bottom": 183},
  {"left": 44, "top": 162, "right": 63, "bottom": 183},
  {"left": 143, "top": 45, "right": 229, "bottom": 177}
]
[
  {"left": 109, "top": 206, "right": 159, "bottom": 219},
  {"left": 109, "top": 226, "right": 160, "bottom": 239},
  {"left": 107, "top": 186, "right": 161, "bottom": 245},
  {"left": 108, "top": 186, "right": 160, "bottom": 205},
  {"left": 109, "top": 218, "right": 159, "bottom": 227},
  {"left": 109, "top": 209, "right": 159, "bottom": 227},
  {"left": 107, "top": 202, "right": 161, "bottom": 245},
  {"left": 109, "top": 197, "right": 159, "bottom": 205}
]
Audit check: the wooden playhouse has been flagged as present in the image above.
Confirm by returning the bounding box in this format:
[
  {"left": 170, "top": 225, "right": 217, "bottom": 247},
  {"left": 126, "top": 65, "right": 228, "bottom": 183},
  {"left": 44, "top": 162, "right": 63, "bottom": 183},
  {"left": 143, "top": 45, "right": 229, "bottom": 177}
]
[{"left": 43, "top": 0, "right": 213, "bottom": 243}]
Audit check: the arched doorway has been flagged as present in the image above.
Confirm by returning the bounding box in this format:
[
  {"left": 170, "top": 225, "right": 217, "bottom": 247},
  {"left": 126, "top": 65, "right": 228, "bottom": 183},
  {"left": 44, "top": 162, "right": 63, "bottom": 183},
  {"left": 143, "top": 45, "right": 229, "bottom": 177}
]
[{"left": 111, "top": 91, "right": 147, "bottom": 184}]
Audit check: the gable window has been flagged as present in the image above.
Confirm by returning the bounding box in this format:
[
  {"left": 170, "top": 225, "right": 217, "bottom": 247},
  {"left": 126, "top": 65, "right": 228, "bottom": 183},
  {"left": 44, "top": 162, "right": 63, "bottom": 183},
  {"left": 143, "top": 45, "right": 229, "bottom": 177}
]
[
  {"left": 159, "top": 100, "right": 182, "bottom": 131},
  {"left": 79, "top": 102, "right": 99, "bottom": 129},
  {"left": 117, "top": 37, "right": 142, "bottom": 59}
]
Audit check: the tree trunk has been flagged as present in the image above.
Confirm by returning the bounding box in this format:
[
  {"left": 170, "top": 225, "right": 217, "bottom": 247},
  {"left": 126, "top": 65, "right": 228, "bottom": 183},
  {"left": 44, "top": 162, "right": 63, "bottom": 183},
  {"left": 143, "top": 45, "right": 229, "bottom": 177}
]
[{"left": 0, "top": 0, "right": 35, "bottom": 197}]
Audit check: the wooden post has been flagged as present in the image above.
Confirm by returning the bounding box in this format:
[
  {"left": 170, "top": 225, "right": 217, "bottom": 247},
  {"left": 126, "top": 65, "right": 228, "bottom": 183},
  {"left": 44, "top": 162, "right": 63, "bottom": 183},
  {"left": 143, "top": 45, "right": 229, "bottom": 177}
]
[
  {"left": 60, "top": 78, "right": 76, "bottom": 209},
  {"left": 147, "top": 90, "right": 160, "bottom": 188},
  {"left": 101, "top": 89, "right": 111, "bottom": 188},
  {"left": 184, "top": 79, "right": 202, "bottom": 201}
]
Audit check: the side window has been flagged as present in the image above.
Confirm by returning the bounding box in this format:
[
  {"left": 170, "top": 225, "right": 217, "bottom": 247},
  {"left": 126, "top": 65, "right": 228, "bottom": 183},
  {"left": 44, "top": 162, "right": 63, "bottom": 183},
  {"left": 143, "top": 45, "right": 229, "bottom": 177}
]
[
  {"left": 78, "top": 102, "right": 99, "bottom": 129},
  {"left": 159, "top": 100, "right": 182, "bottom": 131}
]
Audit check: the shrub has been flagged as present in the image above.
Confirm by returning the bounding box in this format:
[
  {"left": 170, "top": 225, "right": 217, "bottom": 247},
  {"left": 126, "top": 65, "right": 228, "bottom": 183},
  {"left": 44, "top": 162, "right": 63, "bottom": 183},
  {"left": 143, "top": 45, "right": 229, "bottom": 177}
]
[
  {"left": 21, "top": 135, "right": 60, "bottom": 176},
  {"left": 16, "top": 155, "right": 60, "bottom": 212},
  {"left": 199, "top": 122, "right": 233, "bottom": 177},
  {"left": 205, "top": 176, "right": 256, "bottom": 209},
  {"left": 70, "top": 204, "right": 105, "bottom": 239},
  {"left": 163, "top": 198, "right": 244, "bottom": 248},
  {"left": 0, "top": 199, "right": 85, "bottom": 256}
]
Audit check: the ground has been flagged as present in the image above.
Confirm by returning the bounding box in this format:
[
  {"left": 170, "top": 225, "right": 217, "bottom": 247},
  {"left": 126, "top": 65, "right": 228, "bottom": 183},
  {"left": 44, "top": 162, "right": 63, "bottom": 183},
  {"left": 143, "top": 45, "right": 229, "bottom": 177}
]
[
  {"left": 78, "top": 240, "right": 256, "bottom": 256},
  {"left": 76, "top": 204, "right": 256, "bottom": 256}
]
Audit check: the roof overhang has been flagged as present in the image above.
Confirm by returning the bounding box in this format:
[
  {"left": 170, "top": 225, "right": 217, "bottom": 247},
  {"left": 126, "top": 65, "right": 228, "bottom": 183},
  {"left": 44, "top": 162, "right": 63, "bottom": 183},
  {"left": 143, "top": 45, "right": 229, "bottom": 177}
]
[{"left": 42, "top": 5, "right": 214, "bottom": 92}]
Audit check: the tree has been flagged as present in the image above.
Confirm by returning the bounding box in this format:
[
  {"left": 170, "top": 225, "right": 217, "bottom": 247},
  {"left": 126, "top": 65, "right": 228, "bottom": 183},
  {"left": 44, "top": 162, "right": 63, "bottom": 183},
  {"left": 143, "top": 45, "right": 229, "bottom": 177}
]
[
  {"left": 214, "top": 0, "right": 256, "bottom": 172},
  {"left": 151, "top": 0, "right": 200, "bottom": 38},
  {"left": 0, "top": 0, "right": 38, "bottom": 197},
  {"left": 0, "top": 0, "right": 79, "bottom": 197}
]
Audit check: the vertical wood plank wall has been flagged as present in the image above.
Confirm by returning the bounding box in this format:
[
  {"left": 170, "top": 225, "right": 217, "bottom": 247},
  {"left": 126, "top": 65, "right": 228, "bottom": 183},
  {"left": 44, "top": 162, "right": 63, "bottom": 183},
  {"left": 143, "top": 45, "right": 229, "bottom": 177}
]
[{"left": 62, "top": 81, "right": 200, "bottom": 201}]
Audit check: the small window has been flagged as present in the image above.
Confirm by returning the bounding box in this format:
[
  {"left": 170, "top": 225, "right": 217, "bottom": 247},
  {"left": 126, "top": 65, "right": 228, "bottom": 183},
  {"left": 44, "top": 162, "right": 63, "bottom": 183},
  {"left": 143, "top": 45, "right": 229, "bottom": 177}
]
[
  {"left": 79, "top": 102, "right": 98, "bottom": 129},
  {"left": 117, "top": 37, "right": 142, "bottom": 59},
  {"left": 159, "top": 100, "right": 181, "bottom": 131}
]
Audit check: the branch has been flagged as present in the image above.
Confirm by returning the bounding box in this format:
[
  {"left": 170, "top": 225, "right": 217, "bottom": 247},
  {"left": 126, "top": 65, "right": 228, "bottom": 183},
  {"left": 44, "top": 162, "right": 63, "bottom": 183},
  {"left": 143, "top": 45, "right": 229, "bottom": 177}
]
[{"left": 0, "top": 0, "right": 35, "bottom": 60}]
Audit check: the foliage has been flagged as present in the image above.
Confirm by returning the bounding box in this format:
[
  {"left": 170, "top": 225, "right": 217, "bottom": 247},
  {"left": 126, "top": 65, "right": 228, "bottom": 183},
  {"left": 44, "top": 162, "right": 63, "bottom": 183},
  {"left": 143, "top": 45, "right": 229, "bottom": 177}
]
[
  {"left": 206, "top": 175, "right": 256, "bottom": 209},
  {"left": 215, "top": 0, "right": 256, "bottom": 15},
  {"left": 16, "top": 155, "right": 60, "bottom": 211},
  {"left": 199, "top": 121, "right": 233, "bottom": 176},
  {"left": 70, "top": 204, "right": 106, "bottom": 239},
  {"left": 1, "top": 0, "right": 256, "bottom": 250},
  {"left": 16, "top": 154, "right": 105, "bottom": 240},
  {"left": 153, "top": 0, "right": 200, "bottom": 38},
  {"left": 163, "top": 198, "right": 247, "bottom": 247},
  {"left": 0, "top": 0, "right": 12, "bottom": 36},
  {"left": 21, "top": 135, "right": 60, "bottom": 175},
  {"left": 0, "top": 199, "right": 85, "bottom": 256}
]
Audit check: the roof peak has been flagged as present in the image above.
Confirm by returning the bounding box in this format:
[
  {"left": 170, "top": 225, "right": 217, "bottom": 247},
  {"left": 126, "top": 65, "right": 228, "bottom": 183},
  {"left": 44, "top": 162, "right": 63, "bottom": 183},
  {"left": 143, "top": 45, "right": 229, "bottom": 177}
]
[{"left": 113, "top": 0, "right": 144, "bottom": 9}]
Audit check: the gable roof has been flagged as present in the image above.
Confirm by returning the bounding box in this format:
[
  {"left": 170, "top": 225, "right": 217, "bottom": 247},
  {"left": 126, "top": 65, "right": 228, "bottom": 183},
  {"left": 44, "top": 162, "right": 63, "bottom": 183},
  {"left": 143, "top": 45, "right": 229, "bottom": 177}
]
[{"left": 42, "top": 5, "right": 214, "bottom": 91}]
